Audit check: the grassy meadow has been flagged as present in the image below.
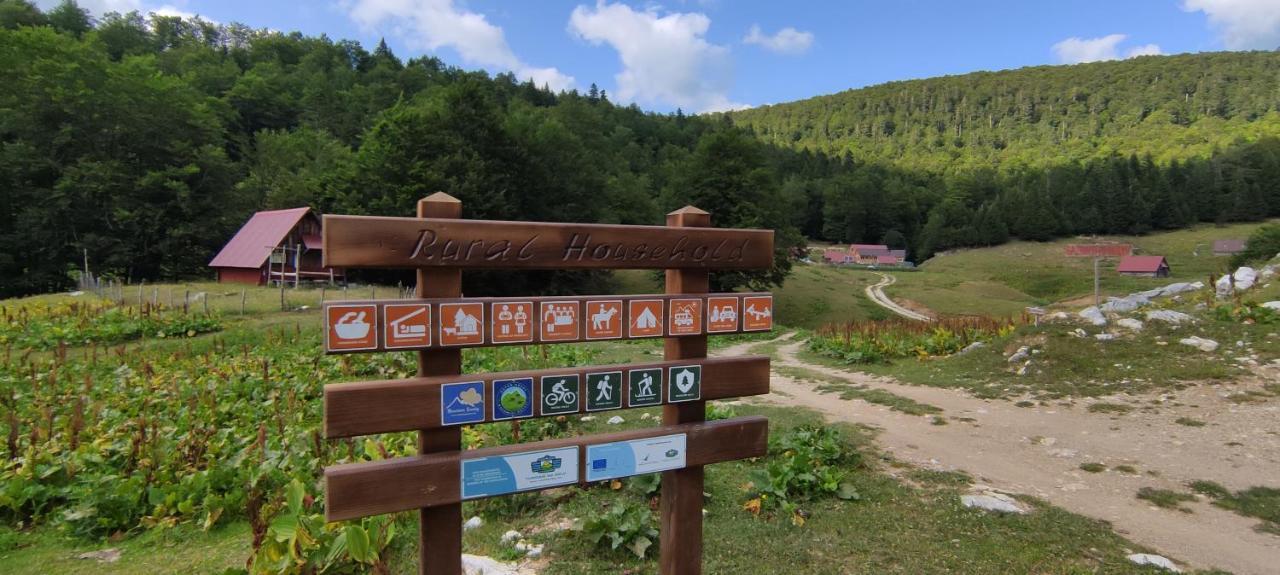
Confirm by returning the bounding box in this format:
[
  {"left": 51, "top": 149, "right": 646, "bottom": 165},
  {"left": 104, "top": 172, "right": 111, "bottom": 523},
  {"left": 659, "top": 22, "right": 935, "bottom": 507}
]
[{"left": 0, "top": 279, "right": 1219, "bottom": 574}]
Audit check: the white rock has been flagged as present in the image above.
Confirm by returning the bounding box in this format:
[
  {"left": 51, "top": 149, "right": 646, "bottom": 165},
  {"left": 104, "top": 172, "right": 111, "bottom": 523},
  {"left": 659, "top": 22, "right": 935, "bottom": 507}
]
[
  {"left": 463, "top": 516, "right": 483, "bottom": 531},
  {"left": 1216, "top": 267, "right": 1258, "bottom": 296},
  {"left": 463, "top": 554, "right": 522, "bottom": 575},
  {"left": 640, "top": 412, "right": 653, "bottom": 420},
  {"left": 579, "top": 416, "right": 596, "bottom": 422},
  {"left": 606, "top": 416, "right": 625, "bottom": 425},
  {"left": 1094, "top": 333, "right": 1116, "bottom": 341},
  {"left": 1070, "top": 328, "right": 1088, "bottom": 338},
  {"left": 957, "top": 341, "right": 986, "bottom": 355},
  {"left": 961, "top": 493, "right": 1027, "bottom": 514},
  {"left": 76, "top": 549, "right": 122, "bottom": 563},
  {"left": 1145, "top": 310, "right": 1193, "bottom": 325},
  {"left": 1179, "top": 336, "right": 1219, "bottom": 352},
  {"left": 500, "top": 530, "right": 522, "bottom": 544},
  {"left": 1048, "top": 311, "right": 1070, "bottom": 321},
  {"left": 1116, "top": 318, "right": 1144, "bottom": 331},
  {"left": 524, "top": 544, "right": 544, "bottom": 558},
  {"left": 1159, "top": 282, "right": 1202, "bottom": 297},
  {"left": 1079, "top": 306, "right": 1107, "bottom": 326},
  {"left": 1007, "top": 346, "right": 1030, "bottom": 363},
  {"left": 1261, "top": 301, "right": 1280, "bottom": 311},
  {"left": 1127, "top": 553, "right": 1181, "bottom": 572},
  {"left": 1100, "top": 296, "right": 1145, "bottom": 313}
]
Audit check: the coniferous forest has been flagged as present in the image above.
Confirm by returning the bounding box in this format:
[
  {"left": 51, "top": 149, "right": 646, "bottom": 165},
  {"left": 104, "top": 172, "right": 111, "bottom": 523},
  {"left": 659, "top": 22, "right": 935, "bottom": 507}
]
[{"left": 3, "top": 0, "right": 1280, "bottom": 298}]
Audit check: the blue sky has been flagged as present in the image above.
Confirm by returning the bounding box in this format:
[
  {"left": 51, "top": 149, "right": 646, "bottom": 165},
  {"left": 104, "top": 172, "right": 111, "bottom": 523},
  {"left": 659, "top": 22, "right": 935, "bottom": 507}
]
[{"left": 43, "top": 0, "right": 1280, "bottom": 112}]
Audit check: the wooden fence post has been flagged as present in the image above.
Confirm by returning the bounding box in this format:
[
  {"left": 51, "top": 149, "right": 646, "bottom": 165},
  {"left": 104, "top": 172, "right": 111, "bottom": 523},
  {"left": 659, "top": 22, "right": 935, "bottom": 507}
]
[
  {"left": 660, "top": 206, "right": 710, "bottom": 575},
  {"left": 416, "top": 192, "right": 464, "bottom": 575}
]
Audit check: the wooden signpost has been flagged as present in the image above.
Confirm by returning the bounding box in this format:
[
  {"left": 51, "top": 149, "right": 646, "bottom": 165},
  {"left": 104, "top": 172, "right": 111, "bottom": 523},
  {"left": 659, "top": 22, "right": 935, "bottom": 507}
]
[{"left": 320, "top": 194, "right": 775, "bottom": 575}]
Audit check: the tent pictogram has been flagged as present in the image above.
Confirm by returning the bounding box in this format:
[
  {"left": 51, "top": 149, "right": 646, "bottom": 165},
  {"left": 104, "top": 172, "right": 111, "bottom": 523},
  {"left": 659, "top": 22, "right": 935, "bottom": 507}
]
[{"left": 628, "top": 300, "right": 663, "bottom": 337}]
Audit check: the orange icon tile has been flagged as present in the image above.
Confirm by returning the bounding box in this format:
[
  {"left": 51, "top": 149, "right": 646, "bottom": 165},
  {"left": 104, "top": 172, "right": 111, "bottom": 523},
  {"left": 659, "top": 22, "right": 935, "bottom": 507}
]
[
  {"left": 383, "top": 304, "right": 431, "bottom": 349},
  {"left": 491, "top": 301, "right": 533, "bottom": 344},
  {"left": 742, "top": 296, "right": 773, "bottom": 331},
  {"left": 668, "top": 298, "right": 702, "bottom": 336},
  {"left": 326, "top": 304, "right": 378, "bottom": 352},
  {"left": 540, "top": 301, "right": 580, "bottom": 342},
  {"left": 628, "top": 299, "right": 663, "bottom": 338},
  {"left": 585, "top": 300, "right": 623, "bottom": 340},
  {"left": 706, "top": 296, "right": 740, "bottom": 333},
  {"left": 439, "top": 302, "right": 484, "bottom": 346}
]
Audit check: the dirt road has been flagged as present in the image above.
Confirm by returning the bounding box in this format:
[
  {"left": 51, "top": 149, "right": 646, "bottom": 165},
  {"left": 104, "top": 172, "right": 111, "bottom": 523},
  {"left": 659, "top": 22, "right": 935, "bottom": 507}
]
[
  {"left": 721, "top": 334, "right": 1280, "bottom": 574},
  {"left": 865, "top": 272, "right": 932, "bottom": 321}
]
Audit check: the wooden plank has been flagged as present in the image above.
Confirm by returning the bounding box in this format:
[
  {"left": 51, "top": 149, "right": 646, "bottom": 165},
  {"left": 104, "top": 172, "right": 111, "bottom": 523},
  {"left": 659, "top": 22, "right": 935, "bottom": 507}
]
[
  {"left": 414, "top": 193, "right": 463, "bottom": 575},
  {"left": 324, "top": 416, "right": 768, "bottom": 522},
  {"left": 324, "top": 355, "right": 769, "bottom": 438},
  {"left": 321, "top": 292, "right": 771, "bottom": 354},
  {"left": 661, "top": 206, "right": 710, "bottom": 575},
  {"left": 322, "top": 215, "right": 774, "bottom": 270}
]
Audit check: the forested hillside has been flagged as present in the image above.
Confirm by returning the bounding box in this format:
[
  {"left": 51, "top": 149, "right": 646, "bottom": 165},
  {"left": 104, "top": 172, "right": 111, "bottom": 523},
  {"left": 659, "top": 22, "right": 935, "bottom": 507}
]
[
  {"left": 3, "top": 1, "right": 1280, "bottom": 298},
  {"left": 729, "top": 52, "right": 1280, "bottom": 170}
]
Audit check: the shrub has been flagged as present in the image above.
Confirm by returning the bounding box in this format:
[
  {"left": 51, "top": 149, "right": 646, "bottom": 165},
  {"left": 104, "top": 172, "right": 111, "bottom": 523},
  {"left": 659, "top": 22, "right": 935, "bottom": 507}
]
[
  {"left": 742, "top": 426, "right": 861, "bottom": 524},
  {"left": 577, "top": 501, "right": 659, "bottom": 558},
  {"left": 808, "top": 316, "right": 1021, "bottom": 364}
]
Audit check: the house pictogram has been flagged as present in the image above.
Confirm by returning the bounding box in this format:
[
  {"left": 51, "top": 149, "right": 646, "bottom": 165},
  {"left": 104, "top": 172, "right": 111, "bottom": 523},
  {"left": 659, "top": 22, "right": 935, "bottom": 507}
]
[{"left": 439, "top": 302, "right": 484, "bottom": 346}]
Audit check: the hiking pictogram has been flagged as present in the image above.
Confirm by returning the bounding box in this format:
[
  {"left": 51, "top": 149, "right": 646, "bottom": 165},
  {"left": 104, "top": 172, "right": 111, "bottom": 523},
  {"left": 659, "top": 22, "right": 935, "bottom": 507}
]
[
  {"left": 586, "top": 371, "right": 622, "bottom": 411},
  {"left": 440, "top": 302, "right": 484, "bottom": 346},
  {"left": 384, "top": 304, "right": 431, "bottom": 348},
  {"left": 586, "top": 300, "right": 623, "bottom": 339},
  {"left": 628, "top": 299, "right": 663, "bottom": 337},
  {"left": 742, "top": 296, "right": 773, "bottom": 331},
  {"left": 492, "top": 301, "right": 532, "bottom": 344},
  {"left": 668, "top": 298, "right": 702, "bottom": 336},
  {"left": 540, "top": 301, "right": 579, "bottom": 341},
  {"left": 706, "top": 296, "right": 739, "bottom": 333},
  {"left": 326, "top": 304, "right": 378, "bottom": 351}
]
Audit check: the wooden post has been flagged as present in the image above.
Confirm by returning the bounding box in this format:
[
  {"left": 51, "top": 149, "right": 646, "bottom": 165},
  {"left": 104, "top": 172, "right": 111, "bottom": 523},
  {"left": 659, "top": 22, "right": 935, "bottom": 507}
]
[
  {"left": 1093, "top": 257, "right": 1100, "bottom": 308},
  {"left": 241, "top": 289, "right": 247, "bottom": 315},
  {"left": 416, "top": 193, "right": 464, "bottom": 575},
  {"left": 660, "top": 206, "right": 710, "bottom": 575}
]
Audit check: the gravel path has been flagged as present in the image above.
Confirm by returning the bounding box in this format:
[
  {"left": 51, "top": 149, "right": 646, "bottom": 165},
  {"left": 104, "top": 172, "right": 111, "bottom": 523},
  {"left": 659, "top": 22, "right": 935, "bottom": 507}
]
[
  {"left": 864, "top": 272, "right": 932, "bottom": 321},
  {"left": 718, "top": 334, "right": 1280, "bottom": 574}
]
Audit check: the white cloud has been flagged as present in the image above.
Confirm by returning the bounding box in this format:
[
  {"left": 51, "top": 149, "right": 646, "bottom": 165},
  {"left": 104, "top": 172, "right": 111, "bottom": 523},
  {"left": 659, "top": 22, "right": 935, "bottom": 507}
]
[
  {"left": 1184, "top": 0, "right": 1280, "bottom": 50},
  {"left": 344, "top": 0, "right": 574, "bottom": 91},
  {"left": 742, "top": 24, "right": 814, "bottom": 55},
  {"left": 36, "top": 0, "right": 141, "bottom": 14},
  {"left": 1052, "top": 34, "right": 1163, "bottom": 64},
  {"left": 568, "top": 1, "right": 746, "bottom": 113},
  {"left": 1125, "top": 43, "right": 1164, "bottom": 57}
]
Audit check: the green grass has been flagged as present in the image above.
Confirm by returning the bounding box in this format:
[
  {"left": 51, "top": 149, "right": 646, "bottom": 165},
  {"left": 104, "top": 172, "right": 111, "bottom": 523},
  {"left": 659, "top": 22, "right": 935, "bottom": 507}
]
[
  {"left": 0, "top": 522, "right": 250, "bottom": 575},
  {"left": 775, "top": 365, "right": 943, "bottom": 416},
  {"left": 893, "top": 221, "right": 1275, "bottom": 314},
  {"left": 1087, "top": 403, "right": 1134, "bottom": 415},
  {"left": 1079, "top": 463, "right": 1107, "bottom": 473},
  {"left": 1190, "top": 481, "right": 1280, "bottom": 534},
  {"left": 1136, "top": 488, "right": 1197, "bottom": 513},
  {"left": 1175, "top": 417, "right": 1208, "bottom": 427}
]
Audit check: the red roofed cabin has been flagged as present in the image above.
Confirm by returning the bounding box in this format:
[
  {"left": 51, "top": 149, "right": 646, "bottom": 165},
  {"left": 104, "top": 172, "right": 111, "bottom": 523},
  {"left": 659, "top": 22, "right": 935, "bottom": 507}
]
[
  {"left": 208, "top": 207, "right": 344, "bottom": 285},
  {"left": 1116, "top": 256, "right": 1170, "bottom": 278}
]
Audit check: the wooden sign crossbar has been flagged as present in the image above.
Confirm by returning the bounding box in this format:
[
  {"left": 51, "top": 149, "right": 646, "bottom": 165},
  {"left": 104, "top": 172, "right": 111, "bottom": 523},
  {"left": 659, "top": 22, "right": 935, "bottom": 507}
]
[
  {"left": 320, "top": 195, "right": 774, "bottom": 575},
  {"left": 325, "top": 416, "right": 768, "bottom": 522},
  {"left": 322, "top": 215, "right": 774, "bottom": 270},
  {"left": 324, "top": 356, "right": 769, "bottom": 438},
  {"left": 323, "top": 293, "right": 775, "bottom": 353}
]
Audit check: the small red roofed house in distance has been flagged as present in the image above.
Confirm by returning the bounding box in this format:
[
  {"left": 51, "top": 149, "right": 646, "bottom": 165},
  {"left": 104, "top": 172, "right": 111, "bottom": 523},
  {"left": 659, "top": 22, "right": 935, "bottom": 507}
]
[
  {"left": 1116, "top": 255, "right": 1171, "bottom": 278},
  {"left": 208, "top": 207, "right": 343, "bottom": 285}
]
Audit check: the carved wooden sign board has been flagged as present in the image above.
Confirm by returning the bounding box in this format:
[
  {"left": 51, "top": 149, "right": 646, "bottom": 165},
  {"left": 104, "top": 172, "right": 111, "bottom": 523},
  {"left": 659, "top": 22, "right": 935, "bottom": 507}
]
[{"left": 319, "top": 195, "right": 774, "bottom": 575}]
